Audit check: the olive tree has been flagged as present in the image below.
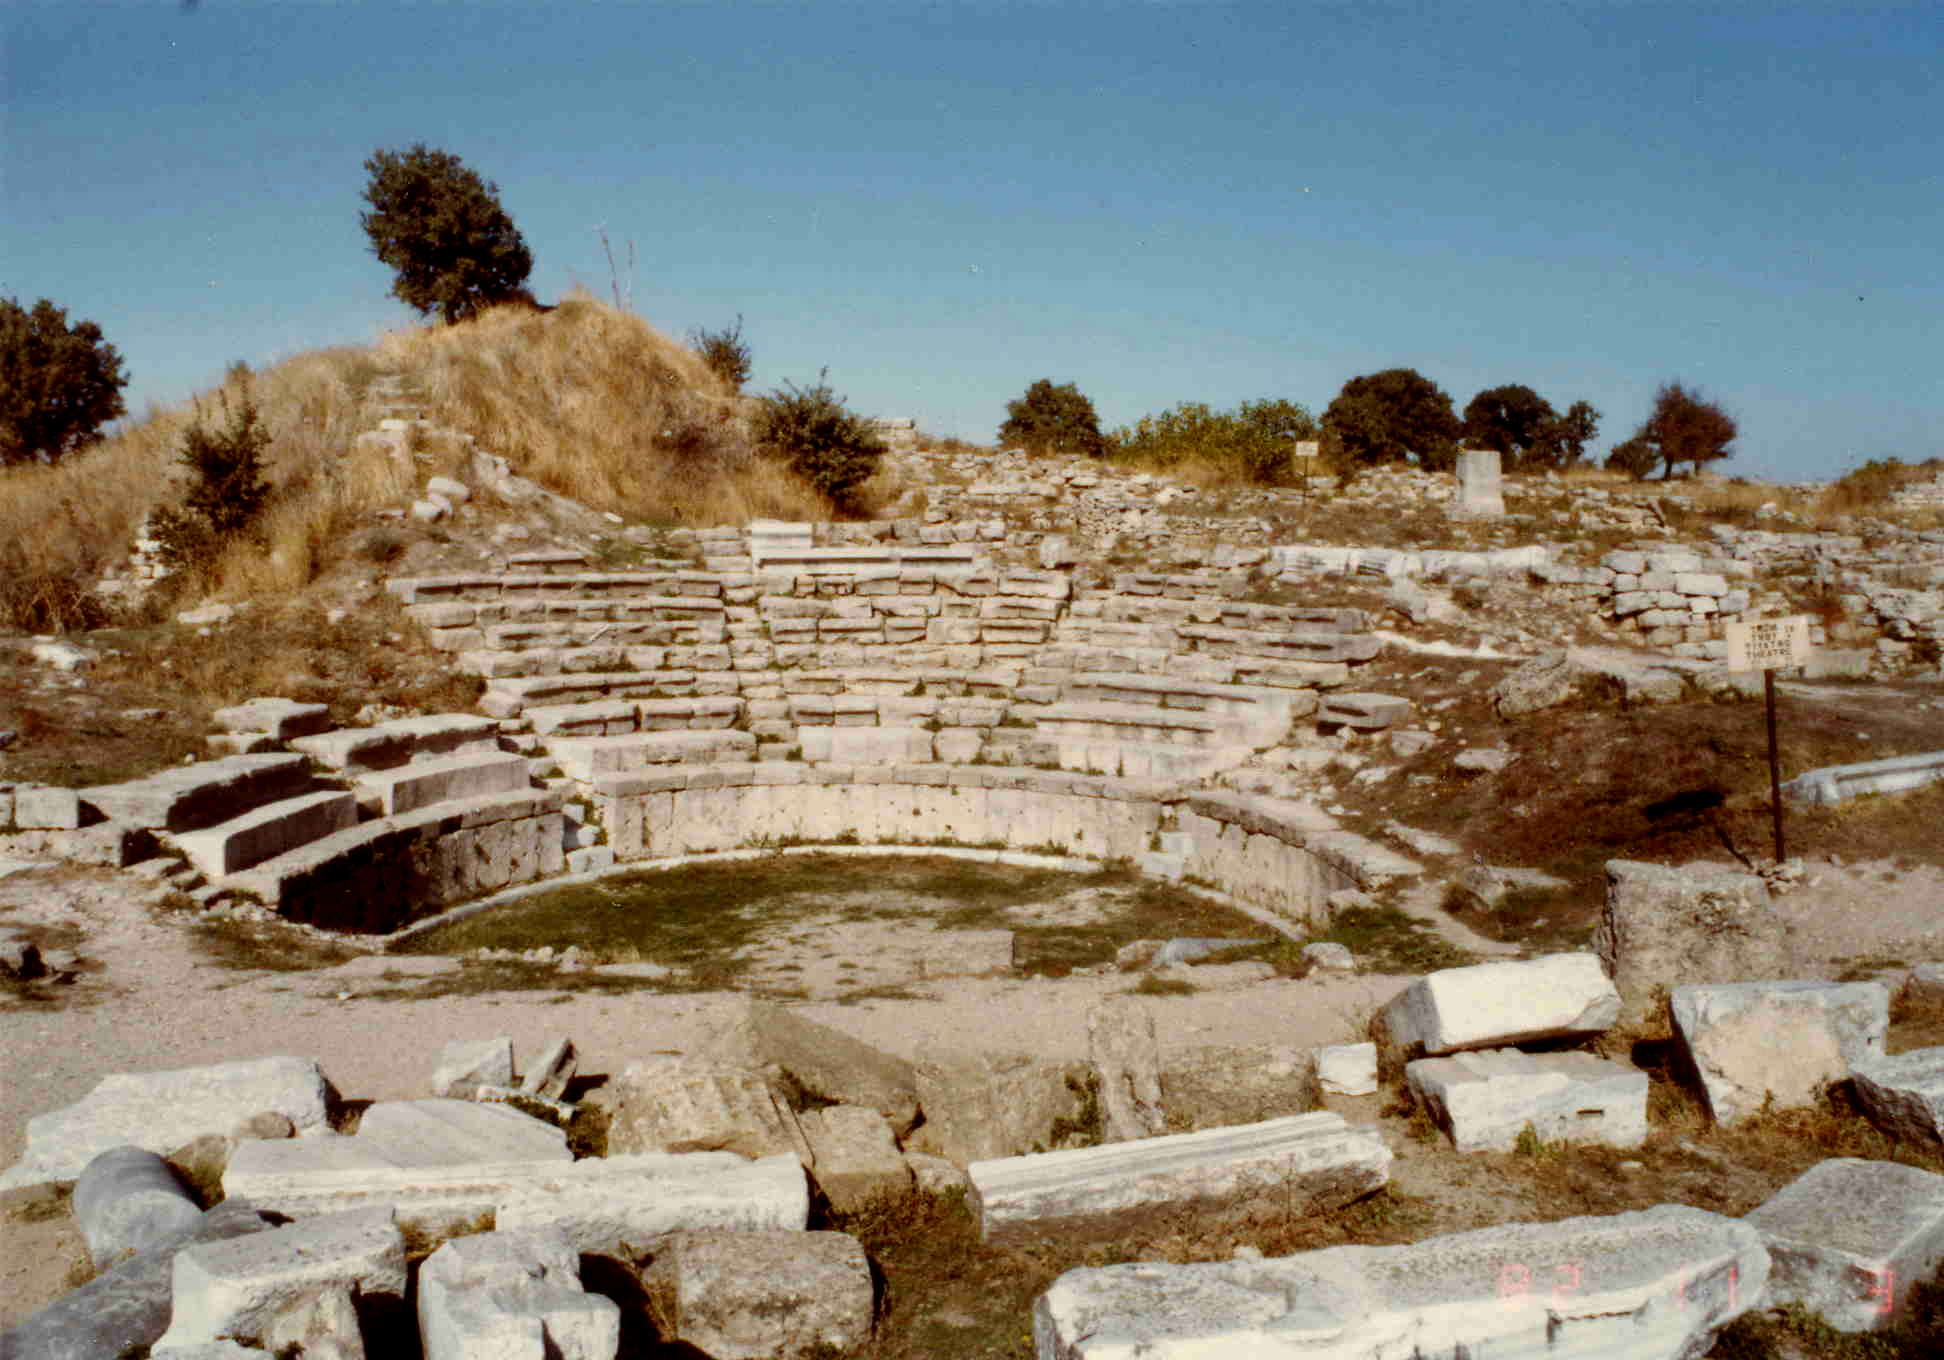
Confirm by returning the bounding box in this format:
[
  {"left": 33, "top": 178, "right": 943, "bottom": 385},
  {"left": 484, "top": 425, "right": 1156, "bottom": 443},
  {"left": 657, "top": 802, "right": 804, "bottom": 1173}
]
[
  {"left": 360, "top": 144, "right": 534, "bottom": 324},
  {"left": 0, "top": 297, "right": 127, "bottom": 466}
]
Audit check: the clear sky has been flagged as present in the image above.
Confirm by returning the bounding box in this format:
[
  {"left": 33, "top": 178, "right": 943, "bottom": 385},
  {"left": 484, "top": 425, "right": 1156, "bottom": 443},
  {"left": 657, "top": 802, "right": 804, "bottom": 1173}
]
[{"left": 5, "top": 1, "right": 1939, "bottom": 483}]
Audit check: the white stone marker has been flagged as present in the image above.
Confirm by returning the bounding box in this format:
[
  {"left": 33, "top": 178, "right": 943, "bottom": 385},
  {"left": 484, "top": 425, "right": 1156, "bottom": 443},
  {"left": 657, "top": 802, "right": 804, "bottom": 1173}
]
[
  {"left": 969, "top": 1113, "right": 1391, "bottom": 1244},
  {"left": 1379, "top": 952, "right": 1620, "bottom": 1059},
  {"left": 1449, "top": 448, "right": 1505, "bottom": 519},
  {"left": 1034, "top": 1205, "right": 1766, "bottom": 1359},
  {"left": 1746, "top": 1158, "right": 1944, "bottom": 1332}
]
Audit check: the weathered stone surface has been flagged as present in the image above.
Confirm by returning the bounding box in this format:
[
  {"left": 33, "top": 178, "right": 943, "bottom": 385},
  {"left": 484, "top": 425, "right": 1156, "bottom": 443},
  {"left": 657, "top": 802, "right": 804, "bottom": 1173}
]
[
  {"left": 798, "top": 1105, "right": 911, "bottom": 1212},
  {"left": 644, "top": 1229, "right": 874, "bottom": 1360},
  {"left": 909, "top": 1050, "right": 1093, "bottom": 1163},
  {"left": 521, "top": 1037, "right": 577, "bottom": 1100},
  {"left": 1159, "top": 1045, "right": 1320, "bottom": 1131},
  {"left": 259, "top": 1281, "right": 366, "bottom": 1360},
  {"left": 1594, "top": 859, "right": 1784, "bottom": 1035},
  {"left": 417, "top": 1228, "right": 620, "bottom": 1360},
  {"left": 0, "top": 1200, "right": 270, "bottom": 1360},
  {"left": 705, "top": 999, "right": 920, "bottom": 1134},
  {"left": 176, "top": 790, "right": 358, "bottom": 879},
  {"left": 431, "top": 1037, "right": 514, "bottom": 1099},
  {"left": 355, "top": 1099, "right": 569, "bottom": 1164},
  {"left": 210, "top": 698, "right": 332, "bottom": 741},
  {"left": 1747, "top": 1158, "right": 1944, "bottom": 1332},
  {"left": 1671, "top": 980, "right": 1889, "bottom": 1126},
  {"left": 1, "top": 1056, "right": 331, "bottom": 1190},
  {"left": 1378, "top": 952, "right": 1619, "bottom": 1061},
  {"left": 603, "top": 1055, "right": 811, "bottom": 1162},
  {"left": 155, "top": 1206, "right": 406, "bottom": 1351},
  {"left": 969, "top": 1112, "right": 1390, "bottom": 1244},
  {"left": 1849, "top": 1045, "right": 1944, "bottom": 1144},
  {"left": 1088, "top": 996, "right": 1167, "bottom": 1142},
  {"left": 1406, "top": 1049, "right": 1648, "bottom": 1153},
  {"left": 73, "top": 1145, "right": 205, "bottom": 1268},
  {"left": 1315, "top": 1042, "right": 1377, "bottom": 1096},
  {"left": 1033, "top": 1204, "right": 1766, "bottom": 1358},
  {"left": 81, "top": 754, "right": 310, "bottom": 833}
]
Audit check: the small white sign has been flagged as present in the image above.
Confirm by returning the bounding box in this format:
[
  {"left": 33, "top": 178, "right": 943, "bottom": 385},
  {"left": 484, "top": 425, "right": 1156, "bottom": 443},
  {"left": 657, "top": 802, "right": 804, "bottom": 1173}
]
[{"left": 1724, "top": 615, "right": 1812, "bottom": 673}]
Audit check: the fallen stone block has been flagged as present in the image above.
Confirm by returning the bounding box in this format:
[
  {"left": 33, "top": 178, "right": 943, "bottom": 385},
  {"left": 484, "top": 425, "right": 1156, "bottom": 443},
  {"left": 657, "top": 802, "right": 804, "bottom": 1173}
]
[
  {"left": 798, "top": 1105, "right": 910, "bottom": 1212},
  {"left": 358, "top": 1098, "right": 570, "bottom": 1164},
  {"left": 1317, "top": 692, "right": 1412, "bottom": 731},
  {"left": 969, "top": 1112, "right": 1391, "bottom": 1244},
  {"left": 908, "top": 1050, "right": 1094, "bottom": 1163},
  {"left": 210, "top": 698, "right": 332, "bottom": 741},
  {"left": 1033, "top": 1204, "right": 1765, "bottom": 1358},
  {"left": 154, "top": 1206, "right": 406, "bottom": 1351},
  {"left": 1315, "top": 1042, "right": 1377, "bottom": 1096},
  {"left": 1088, "top": 996, "right": 1167, "bottom": 1142},
  {"left": 1378, "top": 952, "right": 1620, "bottom": 1061},
  {"left": 74, "top": 1145, "right": 205, "bottom": 1269},
  {"left": 1671, "top": 980, "right": 1889, "bottom": 1126},
  {"left": 1851, "top": 1046, "right": 1944, "bottom": 1144},
  {"left": 1159, "top": 1045, "right": 1320, "bottom": 1131},
  {"left": 0, "top": 1199, "right": 270, "bottom": 1360},
  {"left": 604, "top": 1055, "right": 811, "bottom": 1162},
  {"left": 1406, "top": 1049, "right": 1648, "bottom": 1153},
  {"left": 257, "top": 1281, "right": 366, "bottom": 1360},
  {"left": 705, "top": 999, "right": 920, "bottom": 1134},
  {"left": 417, "top": 1228, "right": 620, "bottom": 1360},
  {"left": 14, "top": 785, "right": 82, "bottom": 830},
  {"left": 1, "top": 1056, "right": 331, "bottom": 1190},
  {"left": 432, "top": 1037, "right": 514, "bottom": 1099},
  {"left": 643, "top": 1228, "right": 875, "bottom": 1360},
  {"left": 1746, "top": 1158, "right": 1944, "bottom": 1332},
  {"left": 521, "top": 1036, "right": 578, "bottom": 1100},
  {"left": 1594, "top": 859, "right": 1782, "bottom": 1035}
]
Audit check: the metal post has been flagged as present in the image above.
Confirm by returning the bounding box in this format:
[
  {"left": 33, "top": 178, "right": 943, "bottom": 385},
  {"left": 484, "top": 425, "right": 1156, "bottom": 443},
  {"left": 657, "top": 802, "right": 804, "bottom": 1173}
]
[{"left": 1765, "top": 669, "right": 1785, "bottom": 863}]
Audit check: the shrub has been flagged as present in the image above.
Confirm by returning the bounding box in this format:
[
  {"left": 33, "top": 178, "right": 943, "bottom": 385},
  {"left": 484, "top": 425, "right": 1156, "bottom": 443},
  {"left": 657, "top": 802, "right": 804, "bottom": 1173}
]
[
  {"left": 360, "top": 144, "right": 534, "bottom": 324},
  {"left": 1111, "top": 398, "right": 1317, "bottom": 485},
  {"left": 997, "top": 379, "right": 1108, "bottom": 457},
  {"left": 1605, "top": 437, "right": 1660, "bottom": 481},
  {"left": 150, "top": 382, "right": 273, "bottom": 576},
  {"left": 689, "top": 314, "right": 752, "bottom": 392},
  {"left": 754, "top": 372, "right": 886, "bottom": 514},
  {"left": 1818, "top": 457, "right": 1939, "bottom": 516},
  {"left": 1322, "top": 368, "right": 1461, "bottom": 471},
  {"left": 0, "top": 296, "right": 127, "bottom": 466}
]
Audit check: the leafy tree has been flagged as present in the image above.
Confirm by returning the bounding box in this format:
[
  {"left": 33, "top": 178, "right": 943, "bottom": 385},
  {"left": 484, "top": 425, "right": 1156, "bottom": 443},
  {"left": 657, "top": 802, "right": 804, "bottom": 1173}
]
[
  {"left": 754, "top": 371, "right": 886, "bottom": 513},
  {"left": 150, "top": 380, "right": 273, "bottom": 574},
  {"left": 0, "top": 296, "right": 127, "bottom": 466},
  {"left": 1461, "top": 386, "right": 1601, "bottom": 471},
  {"left": 360, "top": 144, "right": 533, "bottom": 324},
  {"left": 689, "top": 315, "right": 752, "bottom": 392},
  {"left": 1322, "top": 368, "right": 1461, "bottom": 471},
  {"left": 1604, "top": 436, "right": 1659, "bottom": 481},
  {"left": 1110, "top": 398, "right": 1318, "bottom": 484},
  {"left": 1625, "top": 381, "right": 1738, "bottom": 479},
  {"left": 998, "top": 379, "right": 1108, "bottom": 458}
]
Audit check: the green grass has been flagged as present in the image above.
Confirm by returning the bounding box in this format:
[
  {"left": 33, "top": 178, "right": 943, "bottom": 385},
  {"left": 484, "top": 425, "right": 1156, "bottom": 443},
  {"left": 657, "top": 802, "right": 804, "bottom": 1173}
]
[{"left": 1303, "top": 904, "right": 1477, "bottom": 974}]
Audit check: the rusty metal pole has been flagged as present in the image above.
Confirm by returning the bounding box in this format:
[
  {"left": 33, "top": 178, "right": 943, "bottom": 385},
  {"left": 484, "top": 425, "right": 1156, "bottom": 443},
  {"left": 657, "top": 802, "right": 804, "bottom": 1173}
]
[{"left": 1765, "top": 668, "right": 1785, "bottom": 863}]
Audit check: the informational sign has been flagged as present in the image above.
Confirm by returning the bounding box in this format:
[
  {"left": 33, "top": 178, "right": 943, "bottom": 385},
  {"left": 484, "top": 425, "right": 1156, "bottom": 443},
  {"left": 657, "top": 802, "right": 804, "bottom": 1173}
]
[
  {"left": 1293, "top": 441, "right": 1320, "bottom": 461},
  {"left": 1723, "top": 615, "right": 1812, "bottom": 673}
]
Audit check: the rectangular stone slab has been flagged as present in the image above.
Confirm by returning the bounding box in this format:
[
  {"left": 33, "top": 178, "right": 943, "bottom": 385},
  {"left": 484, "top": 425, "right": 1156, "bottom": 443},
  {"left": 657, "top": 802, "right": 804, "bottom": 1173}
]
[
  {"left": 1033, "top": 1204, "right": 1767, "bottom": 1359},
  {"left": 1380, "top": 953, "right": 1621, "bottom": 1059},
  {"left": 172, "top": 789, "right": 357, "bottom": 878},
  {"left": 82, "top": 754, "right": 310, "bottom": 832},
  {"left": 969, "top": 1112, "right": 1391, "bottom": 1244},
  {"left": 1745, "top": 1157, "right": 1944, "bottom": 1331},
  {"left": 1852, "top": 1045, "right": 1944, "bottom": 1144},
  {"left": 1406, "top": 1048, "right": 1648, "bottom": 1153}
]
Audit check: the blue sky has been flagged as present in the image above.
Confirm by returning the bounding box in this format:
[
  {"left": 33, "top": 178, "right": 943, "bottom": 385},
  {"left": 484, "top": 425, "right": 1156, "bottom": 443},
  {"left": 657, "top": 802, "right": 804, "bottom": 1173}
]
[{"left": 5, "top": 1, "right": 1940, "bottom": 482}]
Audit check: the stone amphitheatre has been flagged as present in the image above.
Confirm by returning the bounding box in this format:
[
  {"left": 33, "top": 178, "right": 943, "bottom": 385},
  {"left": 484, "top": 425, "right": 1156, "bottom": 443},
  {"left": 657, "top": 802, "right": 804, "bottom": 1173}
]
[{"left": 5, "top": 330, "right": 1944, "bottom": 1358}]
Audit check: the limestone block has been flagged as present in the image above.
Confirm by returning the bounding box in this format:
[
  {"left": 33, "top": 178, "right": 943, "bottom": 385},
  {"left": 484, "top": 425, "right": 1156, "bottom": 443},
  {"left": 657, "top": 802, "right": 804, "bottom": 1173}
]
[
  {"left": 1378, "top": 952, "right": 1620, "bottom": 1061},
  {"left": 644, "top": 1228, "right": 874, "bottom": 1360},
  {"left": 81, "top": 753, "right": 310, "bottom": 833},
  {"left": 155, "top": 1206, "right": 406, "bottom": 1350},
  {"left": 176, "top": 789, "right": 358, "bottom": 879},
  {"left": 355, "top": 751, "right": 531, "bottom": 816},
  {"left": 1315, "top": 1043, "right": 1378, "bottom": 1096},
  {"left": 603, "top": 1055, "right": 811, "bottom": 1163},
  {"left": 1747, "top": 1158, "right": 1944, "bottom": 1332},
  {"left": 417, "top": 1228, "right": 620, "bottom": 1360},
  {"left": 1406, "top": 1049, "right": 1648, "bottom": 1153},
  {"left": 1034, "top": 1204, "right": 1765, "bottom": 1358},
  {"left": 522, "top": 1037, "right": 578, "bottom": 1101},
  {"left": 354, "top": 1099, "right": 570, "bottom": 1164},
  {"left": 432, "top": 1037, "right": 515, "bottom": 1099},
  {"left": 1088, "top": 996, "right": 1167, "bottom": 1142},
  {"left": 969, "top": 1112, "right": 1391, "bottom": 1244},
  {"left": 74, "top": 1145, "right": 205, "bottom": 1269},
  {"left": 1594, "top": 859, "right": 1783, "bottom": 1034},
  {"left": 910, "top": 1051, "right": 1093, "bottom": 1163},
  {"left": 798, "top": 1105, "right": 911, "bottom": 1212},
  {"left": 704, "top": 998, "right": 920, "bottom": 1134},
  {"left": 0, "top": 1200, "right": 271, "bottom": 1360},
  {"left": 1317, "top": 692, "right": 1412, "bottom": 731},
  {"left": 494, "top": 1153, "right": 810, "bottom": 1254},
  {"left": 1, "top": 1056, "right": 331, "bottom": 1190},
  {"left": 210, "top": 698, "right": 332, "bottom": 740},
  {"left": 15, "top": 784, "right": 83, "bottom": 829},
  {"left": 1849, "top": 1046, "right": 1944, "bottom": 1144},
  {"left": 1159, "top": 1045, "right": 1320, "bottom": 1131},
  {"left": 1671, "top": 980, "right": 1889, "bottom": 1125},
  {"left": 255, "top": 1282, "right": 366, "bottom": 1360}
]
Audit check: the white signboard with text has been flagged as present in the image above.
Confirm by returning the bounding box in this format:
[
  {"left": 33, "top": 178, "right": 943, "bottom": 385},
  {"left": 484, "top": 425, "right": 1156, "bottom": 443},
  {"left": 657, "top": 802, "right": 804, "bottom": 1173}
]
[{"left": 1724, "top": 615, "right": 1812, "bottom": 673}]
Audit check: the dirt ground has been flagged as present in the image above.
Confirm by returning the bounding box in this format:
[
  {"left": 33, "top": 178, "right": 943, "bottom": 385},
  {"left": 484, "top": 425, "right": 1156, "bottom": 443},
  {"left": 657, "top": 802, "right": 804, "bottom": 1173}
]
[{"left": 5, "top": 845, "right": 1944, "bottom": 1335}]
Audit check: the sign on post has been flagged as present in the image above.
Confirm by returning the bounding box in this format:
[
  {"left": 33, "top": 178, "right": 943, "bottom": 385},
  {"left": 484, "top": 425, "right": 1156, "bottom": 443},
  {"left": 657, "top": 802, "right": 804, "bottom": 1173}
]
[{"left": 1722, "top": 615, "right": 1815, "bottom": 864}]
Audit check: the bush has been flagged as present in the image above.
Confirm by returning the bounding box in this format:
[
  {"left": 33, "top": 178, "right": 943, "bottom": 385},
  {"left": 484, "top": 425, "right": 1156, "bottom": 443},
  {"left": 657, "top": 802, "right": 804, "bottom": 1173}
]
[
  {"left": 689, "top": 314, "right": 752, "bottom": 392},
  {"left": 754, "top": 372, "right": 886, "bottom": 514},
  {"left": 150, "top": 382, "right": 273, "bottom": 576},
  {"left": 360, "top": 144, "right": 534, "bottom": 324},
  {"left": 1111, "top": 398, "right": 1317, "bottom": 484},
  {"left": 0, "top": 296, "right": 127, "bottom": 466},
  {"left": 1604, "top": 437, "right": 1659, "bottom": 481},
  {"left": 997, "top": 379, "right": 1108, "bottom": 458}
]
